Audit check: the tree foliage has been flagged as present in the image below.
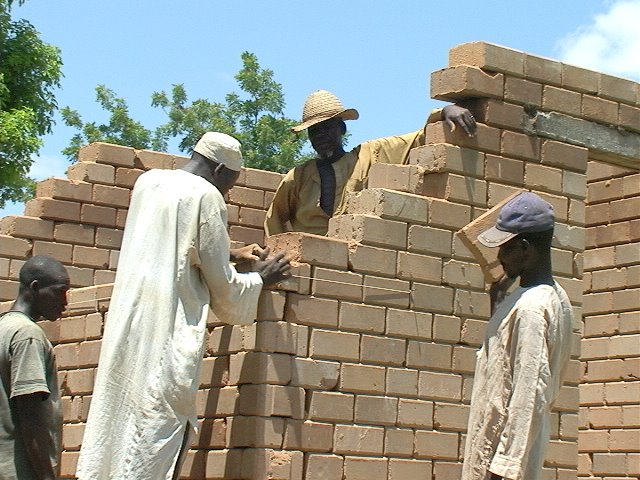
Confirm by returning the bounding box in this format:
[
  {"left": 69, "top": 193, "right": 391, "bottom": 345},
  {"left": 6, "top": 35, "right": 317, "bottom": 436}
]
[
  {"left": 63, "top": 52, "right": 310, "bottom": 173},
  {"left": 0, "top": 0, "right": 63, "bottom": 207}
]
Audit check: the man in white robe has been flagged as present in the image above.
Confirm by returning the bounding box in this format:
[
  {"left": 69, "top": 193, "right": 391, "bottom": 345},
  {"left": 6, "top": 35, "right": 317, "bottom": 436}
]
[
  {"left": 462, "top": 192, "right": 574, "bottom": 480},
  {"left": 76, "top": 132, "right": 290, "bottom": 480}
]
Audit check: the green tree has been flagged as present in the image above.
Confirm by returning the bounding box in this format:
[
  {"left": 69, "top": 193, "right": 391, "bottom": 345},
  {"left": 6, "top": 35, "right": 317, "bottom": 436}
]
[
  {"left": 0, "top": 0, "right": 63, "bottom": 207},
  {"left": 63, "top": 52, "right": 310, "bottom": 173}
]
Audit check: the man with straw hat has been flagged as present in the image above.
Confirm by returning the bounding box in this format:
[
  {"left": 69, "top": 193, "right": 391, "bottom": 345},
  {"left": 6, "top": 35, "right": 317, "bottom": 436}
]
[
  {"left": 77, "top": 132, "right": 291, "bottom": 480},
  {"left": 264, "top": 90, "right": 476, "bottom": 236},
  {"left": 462, "top": 192, "right": 573, "bottom": 480}
]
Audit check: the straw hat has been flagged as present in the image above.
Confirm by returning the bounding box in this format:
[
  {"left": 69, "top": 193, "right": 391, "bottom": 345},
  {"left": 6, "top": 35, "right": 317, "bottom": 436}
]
[{"left": 292, "top": 90, "right": 359, "bottom": 132}]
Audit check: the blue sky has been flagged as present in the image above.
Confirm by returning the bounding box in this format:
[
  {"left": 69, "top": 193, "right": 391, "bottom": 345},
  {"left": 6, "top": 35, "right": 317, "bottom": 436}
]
[{"left": 3, "top": 0, "right": 639, "bottom": 217}]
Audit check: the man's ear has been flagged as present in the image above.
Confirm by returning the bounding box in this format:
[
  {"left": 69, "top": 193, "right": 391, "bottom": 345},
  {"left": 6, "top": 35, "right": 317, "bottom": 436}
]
[{"left": 29, "top": 279, "right": 40, "bottom": 292}]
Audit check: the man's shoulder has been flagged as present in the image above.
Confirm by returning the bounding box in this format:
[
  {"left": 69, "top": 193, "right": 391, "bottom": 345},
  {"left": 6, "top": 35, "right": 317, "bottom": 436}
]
[{"left": 0, "top": 312, "right": 46, "bottom": 343}]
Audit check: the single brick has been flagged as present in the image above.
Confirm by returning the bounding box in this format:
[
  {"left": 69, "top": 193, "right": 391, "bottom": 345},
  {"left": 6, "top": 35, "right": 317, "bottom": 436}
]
[
  {"left": 228, "top": 351, "right": 291, "bottom": 385},
  {"left": 425, "top": 122, "right": 501, "bottom": 155},
  {"left": 256, "top": 290, "right": 286, "bottom": 321},
  {"left": 81, "top": 204, "right": 117, "bottom": 227},
  {"left": 449, "top": 41, "right": 525, "bottom": 76},
  {"left": 407, "top": 225, "right": 452, "bottom": 257},
  {"left": 227, "top": 186, "right": 264, "bottom": 208},
  {"left": 0, "top": 216, "right": 54, "bottom": 241},
  {"left": 54, "top": 223, "right": 95, "bottom": 246},
  {"left": 463, "top": 98, "right": 525, "bottom": 132},
  {"left": 411, "top": 283, "right": 454, "bottom": 315},
  {"left": 414, "top": 430, "right": 459, "bottom": 460},
  {"left": 388, "top": 458, "right": 432, "bottom": 480},
  {"left": 92, "top": 184, "right": 131, "bottom": 208},
  {"left": 286, "top": 294, "right": 338, "bottom": 328},
  {"left": 367, "top": 163, "right": 425, "bottom": 194},
  {"left": 307, "top": 391, "right": 354, "bottom": 423},
  {"left": 432, "top": 315, "right": 462, "bottom": 343},
  {"left": 312, "top": 268, "right": 363, "bottom": 302},
  {"left": 502, "top": 130, "right": 540, "bottom": 161},
  {"left": 32, "top": 240, "right": 72, "bottom": 263},
  {"left": 525, "top": 54, "right": 562, "bottom": 85},
  {"left": 199, "top": 356, "right": 229, "bottom": 388},
  {"left": 229, "top": 225, "right": 264, "bottom": 246},
  {"left": 355, "top": 395, "right": 398, "bottom": 426},
  {"left": 67, "top": 162, "right": 115, "bottom": 185},
  {"left": 94, "top": 227, "right": 123, "bottom": 249},
  {"left": 442, "top": 259, "right": 485, "bottom": 289},
  {"left": 237, "top": 206, "right": 267, "bottom": 229},
  {"left": 266, "top": 232, "right": 348, "bottom": 269},
  {"left": 283, "top": 420, "right": 333, "bottom": 452},
  {"left": 328, "top": 214, "right": 407, "bottom": 250},
  {"left": 36, "top": 178, "right": 92, "bottom": 202},
  {"left": 397, "top": 252, "right": 442, "bottom": 283},
  {"left": 407, "top": 341, "right": 452, "bottom": 370},
  {"left": 452, "top": 345, "right": 478, "bottom": 374},
  {"left": 619, "top": 103, "right": 640, "bottom": 132},
  {"left": 418, "top": 371, "right": 462, "bottom": 401},
  {"left": 431, "top": 65, "right": 504, "bottom": 101},
  {"left": 485, "top": 154, "right": 524, "bottom": 186},
  {"left": 334, "top": 425, "right": 384, "bottom": 455},
  {"left": 348, "top": 244, "right": 397, "bottom": 277},
  {"left": 115, "top": 167, "right": 145, "bottom": 188},
  {"left": 238, "top": 384, "right": 304, "bottom": 419},
  {"left": 582, "top": 94, "right": 619, "bottom": 125},
  {"left": 25, "top": 198, "right": 81, "bottom": 222},
  {"left": 542, "top": 85, "right": 582, "bottom": 117},
  {"left": 363, "top": 276, "right": 410, "bottom": 309},
  {"left": 251, "top": 321, "right": 308, "bottom": 356},
  {"left": 541, "top": 140, "right": 589, "bottom": 173},
  {"left": 360, "top": 335, "right": 406, "bottom": 366},
  {"left": 409, "top": 143, "right": 485, "bottom": 178},
  {"left": 434, "top": 403, "right": 470, "bottom": 431},
  {"left": 504, "top": 76, "right": 542, "bottom": 106},
  {"left": 79, "top": 142, "right": 136, "bottom": 167},
  {"left": 427, "top": 198, "right": 472, "bottom": 231},
  {"left": 525, "top": 163, "right": 563, "bottom": 194},
  {"left": 73, "top": 246, "right": 110, "bottom": 269},
  {"left": 0, "top": 235, "right": 31, "bottom": 259},
  {"left": 384, "top": 428, "right": 415, "bottom": 457},
  {"left": 422, "top": 173, "right": 488, "bottom": 207},
  {"left": 244, "top": 168, "right": 283, "bottom": 191},
  {"left": 304, "top": 454, "right": 343, "bottom": 480},
  {"left": 134, "top": 149, "right": 174, "bottom": 170},
  {"left": 339, "top": 363, "right": 386, "bottom": 394},
  {"left": 290, "top": 358, "right": 339, "bottom": 390},
  {"left": 397, "top": 398, "right": 434, "bottom": 429},
  {"left": 386, "top": 368, "right": 419, "bottom": 397},
  {"left": 310, "top": 329, "right": 359, "bottom": 362},
  {"left": 562, "top": 63, "right": 599, "bottom": 94},
  {"left": 347, "top": 188, "right": 430, "bottom": 225},
  {"left": 339, "top": 302, "right": 385, "bottom": 334}
]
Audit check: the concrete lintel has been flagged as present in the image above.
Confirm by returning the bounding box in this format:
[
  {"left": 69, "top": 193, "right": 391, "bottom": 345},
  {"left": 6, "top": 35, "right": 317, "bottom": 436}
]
[{"left": 527, "top": 112, "right": 640, "bottom": 169}]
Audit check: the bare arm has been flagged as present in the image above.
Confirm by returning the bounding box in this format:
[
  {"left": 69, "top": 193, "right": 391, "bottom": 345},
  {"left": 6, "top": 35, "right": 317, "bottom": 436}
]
[{"left": 14, "top": 393, "right": 57, "bottom": 480}]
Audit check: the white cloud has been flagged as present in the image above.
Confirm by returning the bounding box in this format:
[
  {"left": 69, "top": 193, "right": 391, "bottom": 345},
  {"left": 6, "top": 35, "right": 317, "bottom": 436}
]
[{"left": 556, "top": 0, "right": 640, "bottom": 81}]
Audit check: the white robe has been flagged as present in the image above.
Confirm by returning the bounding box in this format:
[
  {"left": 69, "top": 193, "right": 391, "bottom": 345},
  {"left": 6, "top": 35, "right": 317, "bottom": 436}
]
[
  {"left": 462, "top": 282, "right": 573, "bottom": 480},
  {"left": 76, "top": 169, "right": 263, "bottom": 480}
]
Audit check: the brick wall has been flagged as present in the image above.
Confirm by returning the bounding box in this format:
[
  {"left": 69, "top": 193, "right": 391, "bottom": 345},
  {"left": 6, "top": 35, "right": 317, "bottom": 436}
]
[
  {"left": 0, "top": 41, "right": 638, "bottom": 479},
  {"left": 579, "top": 161, "right": 640, "bottom": 479}
]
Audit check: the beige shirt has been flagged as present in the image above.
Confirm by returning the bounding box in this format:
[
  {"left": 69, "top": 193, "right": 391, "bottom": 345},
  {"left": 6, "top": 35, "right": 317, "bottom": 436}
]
[
  {"left": 463, "top": 282, "right": 573, "bottom": 480},
  {"left": 0, "top": 311, "right": 61, "bottom": 480},
  {"left": 77, "top": 170, "right": 264, "bottom": 480},
  {"left": 264, "top": 128, "right": 426, "bottom": 236}
]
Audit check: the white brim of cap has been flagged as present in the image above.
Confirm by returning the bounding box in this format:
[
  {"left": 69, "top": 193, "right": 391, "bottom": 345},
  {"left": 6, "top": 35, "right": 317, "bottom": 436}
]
[{"left": 477, "top": 226, "right": 518, "bottom": 247}]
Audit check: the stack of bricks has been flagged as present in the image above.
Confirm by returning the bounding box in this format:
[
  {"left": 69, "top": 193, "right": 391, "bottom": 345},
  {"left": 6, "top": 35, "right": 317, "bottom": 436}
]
[
  {"left": 0, "top": 41, "right": 638, "bottom": 479},
  {"left": 580, "top": 161, "right": 640, "bottom": 479},
  {"left": 0, "top": 143, "right": 282, "bottom": 301}
]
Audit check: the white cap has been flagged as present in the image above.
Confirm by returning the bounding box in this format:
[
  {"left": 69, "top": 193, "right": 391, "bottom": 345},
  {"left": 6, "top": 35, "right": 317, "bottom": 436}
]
[{"left": 193, "top": 132, "right": 243, "bottom": 171}]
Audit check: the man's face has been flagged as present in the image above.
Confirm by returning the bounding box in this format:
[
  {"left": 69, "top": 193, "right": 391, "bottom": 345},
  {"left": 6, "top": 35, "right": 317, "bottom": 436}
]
[
  {"left": 497, "top": 237, "right": 526, "bottom": 280},
  {"left": 36, "top": 275, "right": 70, "bottom": 321},
  {"left": 308, "top": 118, "right": 344, "bottom": 159}
]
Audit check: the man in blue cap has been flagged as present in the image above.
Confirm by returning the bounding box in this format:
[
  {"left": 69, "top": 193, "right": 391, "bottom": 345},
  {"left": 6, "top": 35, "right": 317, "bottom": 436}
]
[{"left": 462, "top": 192, "right": 574, "bottom": 480}]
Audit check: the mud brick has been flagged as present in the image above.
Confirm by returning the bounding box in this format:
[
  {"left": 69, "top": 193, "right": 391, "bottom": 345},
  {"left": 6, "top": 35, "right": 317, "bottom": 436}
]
[
  {"left": 541, "top": 140, "right": 589, "bottom": 173},
  {"left": 582, "top": 94, "right": 619, "bottom": 124},
  {"left": 65, "top": 368, "right": 95, "bottom": 395},
  {"left": 228, "top": 351, "right": 291, "bottom": 385},
  {"left": 367, "top": 163, "right": 425, "bottom": 193},
  {"left": 114, "top": 167, "right": 144, "bottom": 188},
  {"left": 238, "top": 206, "right": 267, "bottom": 228},
  {"left": 504, "top": 76, "right": 543, "bottom": 106},
  {"left": 73, "top": 246, "right": 110, "bottom": 269},
  {"left": 461, "top": 318, "right": 487, "bottom": 346},
  {"left": 0, "top": 258, "right": 12, "bottom": 277},
  {"left": 585, "top": 202, "right": 609, "bottom": 227},
  {"left": 542, "top": 85, "right": 582, "bottom": 117},
  {"left": 580, "top": 383, "right": 605, "bottom": 406},
  {"left": 339, "top": 302, "right": 385, "bottom": 334},
  {"left": 348, "top": 244, "right": 397, "bottom": 277},
  {"left": 94, "top": 227, "right": 123, "bottom": 249},
  {"left": 52, "top": 223, "right": 94, "bottom": 246},
  {"left": 432, "top": 315, "right": 462, "bottom": 343},
  {"left": 290, "top": 358, "right": 339, "bottom": 390},
  {"left": 36, "top": 178, "right": 92, "bottom": 203},
  {"left": 239, "top": 384, "right": 304, "bottom": 419},
  {"left": 305, "top": 454, "right": 343, "bottom": 480},
  {"left": 452, "top": 345, "right": 477, "bottom": 374},
  {"left": 134, "top": 149, "right": 174, "bottom": 170},
  {"left": 227, "top": 186, "right": 264, "bottom": 208},
  {"left": 0, "top": 216, "right": 52, "bottom": 240},
  {"left": 172, "top": 155, "right": 189, "bottom": 170},
  {"left": 363, "top": 275, "right": 410, "bottom": 308},
  {"left": 334, "top": 425, "right": 384, "bottom": 456},
  {"left": 59, "top": 451, "right": 79, "bottom": 478},
  {"left": 434, "top": 403, "right": 470, "bottom": 432},
  {"left": 207, "top": 325, "right": 247, "bottom": 355},
  {"left": 255, "top": 290, "right": 286, "bottom": 321},
  {"left": 407, "top": 341, "right": 452, "bottom": 371},
  {"left": 384, "top": 428, "right": 415, "bottom": 457},
  {"left": 449, "top": 42, "right": 525, "bottom": 76},
  {"left": 241, "top": 449, "right": 304, "bottom": 479},
  {"left": 251, "top": 321, "right": 308, "bottom": 356},
  {"left": 307, "top": 391, "right": 354, "bottom": 422},
  {"left": 583, "top": 245, "right": 615, "bottom": 271},
  {"left": 562, "top": 170, "right": 587, "bottom": 200},
  {"left": 229, "top": 225, "right": 264, "bottom": 246},
  {"left": 397, "top": 398, "right": 434, "bottom": 429},
  {"left": 484, "top": 154, "right": 524, "bottom": 186},
  {"left": 339, "top": 363, "right": 385, "bottom": 394},
  {"left": 589, "top": 178, "right": 626, "bottom": 204},
  {"left": 613, "top": 288, "right": 640, "bottom": 312},
  {"left": 0, "top": 235, "right": 31, "bottom": 259},
  {"left": 348, "top": 188, "right": 430, "bottom": 225},
  {"left": 562, "top": 63, "right": 599, "bottom": 94},
  {"left": 31, "top": 240, "right": 71, "bottom": 263},
  {"left": 409, "top": 143, "right": 485, "bottom": 178},
  {"left": 267, "top": 232, "right": 348, "bottom": 269},
  {"left": 386, "top": 308, "right": 432, "bottom": 340},
  {"left": 431, "top": 65, "right": 504, "bottom": 101},
  {"left": 77, "top": 339, "right": 101, "bottom": 367},
  {"left": 426, "top": 198, "right": 472, "bottom": 231},
  {"left": 619, "top": 103, "right": 640, "bottom": 132},
  {"left": 116, "top": 208, "right": 128, "bottom": 228},
  {"left": 545, "top": 440, "right": 579, "bottom": 468},
  {"left": 286, "top": 294, "right": 338, "bottom": 328},
  {"left": 67, "top": 162, "right": 115, "bottom": 185},
  {"left": 263, "top": 190, "right": 276, "bottom": 210},
  {"left": 524, "top": 54, "right": 562, "bottom": 84},
  {"left": 310, "top": 329, "right": 359, "bottom": 361},
  {"left": 425, "top": 122, "right": 501, "bottom": 154},
  {"left": 92, "top": 184, "right": 131, "bottom": 208},
  {"left": 388, "top": 458, "right": 432, "bottom": 479},
  {"left": 406, "top": 226, "right": 451, "bottom": 258},
  {"left": 199, "top": 356, "right": 229, "bottom": 388},
  {"left": 550, "top": 248, "right": 574, "bottom": 277},
  {"left": 598, "top": 72, "right": 637, "bottom": 105},
  {"left": 244, "top": 168, "right": 283, "bottom": 191},
  {"left": 610, "top": 197, "right": 640, "bottom": 222},
  {"left": 615, "top": 242, "right": 640, "bottom": 266},
  {"left": 79, "top": 142, "right": 135, "bottom": 167},
  {"left": 454, "top": 289, "right": 491, "bottom": 319},
  {"left": 502, "top": 131, "right": 541, "bottom": 162},
  {"left": 0, "top": 280, "right": 17, "bottom": 301},
  {"left": 25, "top": 198, "right": 81, "bottom": 223},
  {"left": 328, "top": 214, "right": 407, "bottom": 249},
  {"left": 397, "top": 252, "right": 441, "bottom": 283},
  {"left": 411, "top": 283, "right": 454, "bottom": 315},
  {"left": 205, "top": 449, "right": 242, "bottom": 479},
  {"left": 586, "top": 159, "right": 634, "bottom": 181},
  {"left": 464, "top": 98, "right": 525, "bottom": 131},
  {"left": 312, "top": 268, "right": 362, "bottom": 302},
  {"left": 414, "top": 430, "right": 459, "bottom": 460},
  {"left": 80, "top": 204, "right": 116, "bottom": 227},
  {"left": 354, "top": 395, "right": 398, "bottom": 426},
  {"left": 227, "top": 416, "right": 285, "bottom": 448},
  {"left": 524, "top": 163, "right": 563, "bottom": 194},
  {"left": 423, "top": 173, "right": 487, "bottom": 207},
  {"left": 360, "top": 335, "right": 405, "bottom": 366},
  {"left": 54, "top": 343, "right": 78, "bottom": 369},
  {"left": 442, "top": 259, "right": 485, "bottom": 289},
  {"left": 610, "top": 429, "right": 640, "bottom": 452},
  {"left": 273, "top": 262, "right": 311, "bottom": 295},
  {"left": 583, "top": 292, "right": 613, "bottom": 316},
  {"left": 593, "top": 222, "right": 630, "bottom": 247},
  {"left": 487, "top": 183, "right": 524, "bottom": 209},
  {"left": 386, "top": 367, "right": 419, "bottom": 397},
  {"left": 418, "top": 371, "right": 462, "bottom": 401},
  {"left": 226, "top": 204, "right": 240, "bottom": 224},
  {"left": 283, "top": 420, "right": 333, "bottom": 452}
]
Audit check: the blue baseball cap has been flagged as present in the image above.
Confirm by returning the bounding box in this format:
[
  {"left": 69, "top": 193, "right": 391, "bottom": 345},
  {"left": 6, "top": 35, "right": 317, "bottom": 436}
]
[{"left": 478, "top": 192, "right": 555, "bottom": 247}]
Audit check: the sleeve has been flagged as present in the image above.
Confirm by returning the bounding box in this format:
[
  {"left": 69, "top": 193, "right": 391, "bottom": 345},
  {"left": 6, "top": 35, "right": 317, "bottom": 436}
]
[
  {"left": 264, "top": 168, "right": 296, "bottom": 236},
  {"left": 489, "top": 307, "right": 551, "bottom": 480},
  {"left": 198, "top": 197, "right": 264, "bottom": 325},
  {"left": 10, "top": 337, "right": 51, "bottom": 399}
]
